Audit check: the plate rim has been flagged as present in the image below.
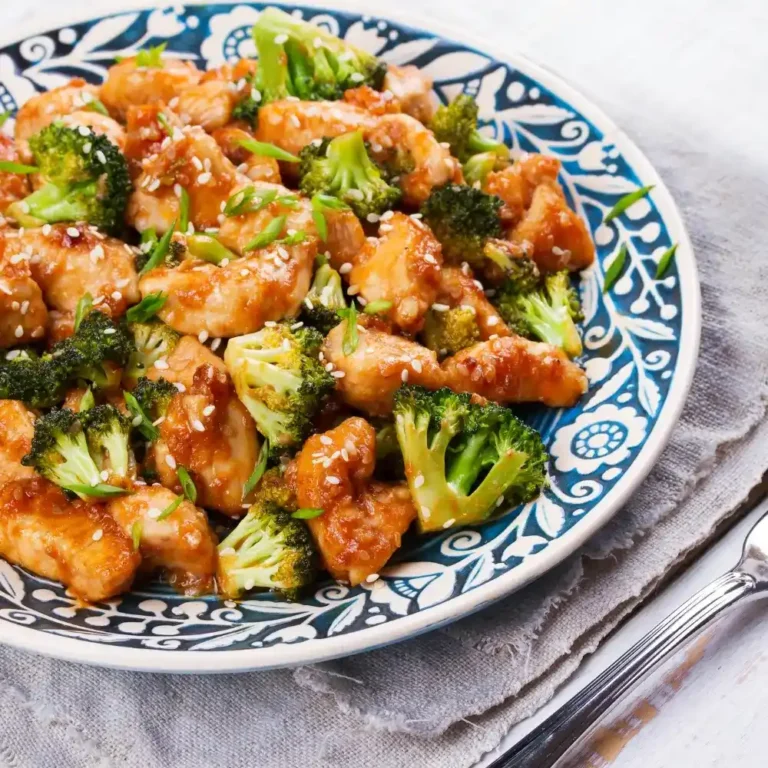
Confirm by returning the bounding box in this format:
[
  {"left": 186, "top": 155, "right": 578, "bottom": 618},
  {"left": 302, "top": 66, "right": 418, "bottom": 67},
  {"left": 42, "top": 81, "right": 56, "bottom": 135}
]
[{"left": 0, "top": 0, "right": 701, "bottom": 672}]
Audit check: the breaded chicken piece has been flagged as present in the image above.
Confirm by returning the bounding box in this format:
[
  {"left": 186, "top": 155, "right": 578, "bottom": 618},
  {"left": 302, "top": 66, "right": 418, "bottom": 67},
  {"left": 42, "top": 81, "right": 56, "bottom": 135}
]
[
  {"left": 323, "top": 324, "right": 444, "bottom": 416},
  {"left": 0, "top": 478, "right": 140, "bottom": 602},
  {"left": 107, "top": 485, "right": 217, "bottom": 595},
  {"left": 212, "top": 126, "right": 281, "bottom": 184},
  {"left": 0, "top": 246, "right": 48, "bottom": 347},
  {"left": 350, "top": 212, "right": 442, "bottom": 334},
  {"left": 342, "top": 85, "right": 401, "bottom": 117},
  {"left": 294, "top": 417, "right": 416, "bottom": 585},
  {"left": 123, "top": 104, "right": 181, "bottom": 176},
  {"left": 60, "top": 111, "right": 126, "bottom": 151},
  {"left": 382, "top": 65, "right": 438, "bottom": 123},
  {"left": 0, "top": 135, "right": 30, "bottom": 215},
  {"left": 200, "top": 59, "right": 257, "bottom": 86},
  {"left": 2, "top": 224, "right": 139, "bottom": 318},
  {"left": 256, "top": 100, "right": 376, "bottom": 157},
  {"left": 147, "top": 335, "right": 224, "bottom": 389},
  {"left": 365, "top": 113, "right": 463, "bottom": 206},
  {"left": 150, "top": 364, "right": 260, "bottom": 517},
  {"left": 175, "top": 79, "right": 238, "bottom": 132},
  {"left": 0, "top": 400, "right": 36, "bottom": 485},
  {"left": 442, "top": 335, "right": 588, "bottom": 407},
  {"left": 100, "top": 57, "right": 202, "bottom": 121}
]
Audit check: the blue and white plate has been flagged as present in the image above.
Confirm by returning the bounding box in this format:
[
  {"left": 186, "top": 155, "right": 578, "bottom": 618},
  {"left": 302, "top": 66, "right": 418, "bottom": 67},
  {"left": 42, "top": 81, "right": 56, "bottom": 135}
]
[{"left": 0, "top": 1, "right": 700, "bottom": 672}]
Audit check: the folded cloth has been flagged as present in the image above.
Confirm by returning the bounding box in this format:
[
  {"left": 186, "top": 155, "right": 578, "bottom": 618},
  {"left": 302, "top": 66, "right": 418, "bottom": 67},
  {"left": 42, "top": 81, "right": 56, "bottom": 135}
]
[{"left": 1, "top": 1, "right": 767, "bottom": 767}]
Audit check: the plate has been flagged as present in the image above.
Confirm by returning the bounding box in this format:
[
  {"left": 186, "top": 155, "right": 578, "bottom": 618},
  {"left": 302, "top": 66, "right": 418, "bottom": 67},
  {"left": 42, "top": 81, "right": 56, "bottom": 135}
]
[{"left": 0, "top": 0, "right": 700, "bottom": 671}]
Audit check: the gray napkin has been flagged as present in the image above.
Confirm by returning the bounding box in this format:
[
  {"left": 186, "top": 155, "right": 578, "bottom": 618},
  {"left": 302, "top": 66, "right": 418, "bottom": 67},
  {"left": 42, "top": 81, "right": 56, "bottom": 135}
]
[{"left": 2, "top": 1, "right": 768, "bottom": 767}]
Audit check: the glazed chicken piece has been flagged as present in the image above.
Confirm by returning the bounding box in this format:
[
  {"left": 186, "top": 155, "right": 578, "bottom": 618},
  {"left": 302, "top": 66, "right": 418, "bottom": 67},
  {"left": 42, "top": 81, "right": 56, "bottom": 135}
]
[
  {"left": 123, "top": 104, "right": 181, "bottom": 176},
  {"left": 0, "top": 135, "right": 30, "bottom": 215},
  {"left": 1, "top": 224, "right": 139, "bottom": 318},
  {"left": 139, "top": 238, "right": 316, "bottom": 338},
  {"left": 382, "top": 65, "right": 438, "bottom": 123},
  {"left": 146, "top": 334, "right": 224, "bottom": 389},
  {"left": 200, "top": 59, "right": 258, "bottom": 86},
  {"left": 365, "top": 113, "right": 463, "bottom": 206},
  {"left": 150, "top": 363, "right": 260, "bottom": 517},
  {"left": 342, "top": 85, "right": 401, "bottom": 117},
  {"left": 294, "top": 417, "right": 416, "bottom": 585},
  {"left": 212, "top": 126, "right": 281, "bottom": 184},
  {"left": 0, "top": 478, "right": 140, "bottom": 602},
  {"left": 255, "top": 100, "right": 376, "bottom": 157},
  {"left": 14, "top": 79, "right": 100, "bottom": 144},
  {"left": 129, "top": 125, "right": 239, "bottom": 234},
  {"left": 349, "top": 212, "right": 442, "bottom": 334},
  {"left": 175, "top": 79, "right": 239, "bottom": 133},
  {"left": 0, "top": 400, "right": 36, "bottom": 486},
  {"left": 0, "top": 245, "right": 48, "bottom": 347},
  {"left": 100, "top": 57, "right": 203, "bottom": 121},
  {"left": 510, "top": 182, "right": 596, "bottom": 272},
  {"left": 107, "top": 485, "right": 218, "bottom": 595},
  {"left": 59, "top": 111, "right": 126, "bottom": 151},
  {"left": 443, "top": 335, "right": 588, "bottom": 407},
  {"left": 323, "top": 324, "right": 444, "bottom": 416}
]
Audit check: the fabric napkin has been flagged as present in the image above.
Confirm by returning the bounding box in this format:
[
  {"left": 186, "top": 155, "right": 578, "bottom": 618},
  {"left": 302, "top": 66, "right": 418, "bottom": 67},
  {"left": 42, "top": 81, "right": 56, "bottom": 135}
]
[{"left": 1, "top": 1, "right": 768, "bottom": 767}]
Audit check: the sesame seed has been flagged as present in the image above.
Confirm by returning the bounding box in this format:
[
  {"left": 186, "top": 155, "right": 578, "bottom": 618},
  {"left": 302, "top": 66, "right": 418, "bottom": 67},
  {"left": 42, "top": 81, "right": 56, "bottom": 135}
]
[
  {"left": 410, "top": 213, "right": 423, "bottom": 220},
  {"left": 339, "top": 262, "right": 353, "bottom": 275},
  {"left": 219, "top": 256, "right": 229, "bottom": 265},
  {"left": 414, "top": 474, "right": 425, "bottom": 488},
  {"left": 365, "top": 573, "right": 380, "bottom": 583},
  {"left": 347, "top": 285, "right": 360, "bottom": 296},
  {"left": 77, "top": 125, "right": 91, "bottom": 137},
  {"left": 324, "top": 362, "right": 334, "bottom": 372},
  {"left": 366, "top": 213, "right": 380, "bottom": 223},
  {"left": 191, "top": 156, "right": 203, "bottom": 171},
  {"left": 240, "top": 268, "right": 249, "bottom": 277},
  {"left": 401, "top": 369, "right": 409, "bottom": 383},
  {"left": 42, "top": 224, "right": 52, "bottom": 236},
  {"left": 100, "top": 470, "right": 109, "bottom": 482},
  {"left": 192, "top": 419, "right": 205, "bottom": 432},
  {"left": 489, "top": 334, "right": 499, "bottom": 340},
  {"left": 132, "top": 415, "right": 143, "bottom": 427},
  {"left": 210, "top": 338, "right": 221, "bottom": 351},
  {"left": 421, "top": 506, "right": 431, "bottom": 519},
  {"left": 424, "top": 254, "right": 438, "bottom": 265},
  {"left": 289, "top": 114, "right": 300, "bottom": 128},
  {"left": 11, "top": 301, "right": 18, "bottom": 311},
  {"left": 331, "top": 370, "right": 345, "bottom": 379},
  {"left": 264, "top": 321, "right": 277, "bottom": 328},
  {"left": 443, "top": 518, "right": 456, "bottom": 529},
  {"left": 341, "top": 448, "right": 349, "bottom": 462},
  {"left": 165, "top": 455, "right": 177, "bottom": 469},
  {"left": 473, "top": 279, "right": 484, "bottom": 290},
  {"left": 147, "top": 507, "right": 162, "bottom": 519},
  {"left": 92, "top": 529, "right": 103, "bottom": 541},
  {"left": 90, "top": 244, "right": 105, "bottom": 262},
  {"left": 412, "top": 359, "right": 423, "bottom": 373},
  {"left": 244, "top": 578, "right": 255, "bottom": 590},
  {"left": 198, "top": 330, "right": 209, "bottom": 344},
  {"left": 487, "top": 316, "right": 499, "bottom": 326},
  {"left": 147, "top": 178, "right": 161, "bottom": 192},
  {"left": 326, "top": 476, "right": 340, "bottom": 485},
  {"left": 14, "top": 325, "right": 23, "bottom": 338},
  {"left": 32, "top": 326, "right": 44, "bottom": 338},
  {"left": 197, "top": 172, "right": 212, "bottom": 185},
  {"left": 350, "top": 72, "right": 365, "bottom": 83},
  {"left": 304, "top": 297, "right": 314, "bottom": 310},
  {"left": 431, "top": 303, "right": 450, "bottom": 312},
  {"left": 203, "top": 405, "right": 215, "bottom": 417},
  {"left": 320, "top": 436, "right": 333, "bottom": 445},
  {"left": 66, "top": 227, "right": 80, "bottom": 238},
  {"left": 5, "top": 350, "right": 20, "bottom": 360},
  {"left": 82, "top": 142, "right": 92, "bottom": 154},
  {"left": 154, "top": 357, "right": 169, "bottom": 370},
  {"left": 20, "top": 301, "right": 29, "bottom": 315},
  {"left": 345, "top": 188, "right": 364, "bottom": 201},
  {"left": 274, "top": 33, "right": 288, "bottom": 44},
  {"left": 9, "top": 254, "right": 25, "bottom": 265},
  {"left": 153, "top": 416, "right": 166, "bottom": 426},
  {"left": 111, "top": 291, "right": 122, "bottom": 301},
  {"left": 291, "top": 321, "right": 304, "bottom": 330},
  {"left": 496, "top": 496, "right": 505, "bottom": 507}
]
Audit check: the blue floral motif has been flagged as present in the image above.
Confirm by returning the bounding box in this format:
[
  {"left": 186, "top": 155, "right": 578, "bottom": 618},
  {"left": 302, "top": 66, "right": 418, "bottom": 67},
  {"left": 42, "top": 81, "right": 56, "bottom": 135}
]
[{"left": 0, "top": 4, "right": 691, "bottom": 660}]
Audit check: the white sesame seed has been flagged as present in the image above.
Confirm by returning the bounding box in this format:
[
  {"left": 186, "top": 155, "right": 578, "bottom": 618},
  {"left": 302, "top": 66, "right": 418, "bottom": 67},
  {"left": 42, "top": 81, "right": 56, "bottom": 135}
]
[
  {"left": 100, "top": 470, "right": 109, "bottom": 482},
  {"left": 32, "top": 326, "right": 44, "bottom": 338},
  {"left": 111, "top": 291, "right": 122, "bottom": 301},
  {"left": 165, "top": 455, "right": 177, "bottom": 469},
  {"left": 412, "top": 359, "right": 423, "bottom": 374},
  {"left": 421, "top": 506, "right": 431, "bottom": 519},
  {"left": 5, "top": 350, "right": 20, "bottom": 360},
  {"left": 331, "top": 370, "right": 345, "bottom": 379},
  {"left": 366, "top": 213, "right": 380, "bottom": 223},
  {"left": 339, "top": 262, "right": 353, "bottom": 275},
  {"left": 92, "top": 528, "right": 103, "bottom": 541},
  {"left": 496, "top": 496, "right": 506, "bottom": 508},
  {"left": 154, "top": 357, "right": 169, "bottom": 370},
  {"left": 347, "top": 285, "right": 360, "bottom": 296},
  {"left": 240, "top": 268, "right": 249, "bottom": 277},
  {"left": 192, "top": 419, "right": 205, "bottom": 432},
  {"left": 443, "top": 518, "right": 456, "bottom": 529},
  {"left": 431, "top": 303, "right": 450, "bottom": 312},
  {"left": 42, "top": 224, "right": 52, "bottom": 236},
  {"left": 147, "top": 507, "right": 162, "bottom": 519},
  {"left": 414, "top": 474, "right": 425, "bottom": 488},
  {"left": 274, "top": 33, "right": 288, "bottom": 44},
  {"left": 289, "top": 114, "right": 300, "bottom": 128},
  {"left": 324, "top": 362, "right": 334, "bottom": 372},
  {"left": 152, "top": 416, "right": 166, "bottom": 426},
  {"left": 326, "top": 475, "right": 340, "bottom": 485},
  {"left": 320, "top": 436, "right": 333, "bottom": 446},
  {"left": 132, "top": 415, "right": 143, "bottom": 427},
  {"left": 198, "top": 330, "right": 209, "bottom": 344},
  {"left": 14, "top": 325, "right": 23, "bottom": 338},
  {"left": 202, "top": 404, "right": 215, "bottom": 417},
  {"left": 487, "top": 316, "right": 499, "bottom": 327},
  {"left": 210, "top": 338, "right": 221, "bottom": 351},
  {"left": 424, "top": 254, "right": 438, "bottom": 265},
  {"left": 304, "top": 297, "right": 314, "bottom": 310},
  {"left": 401, "top": 369, "right": 409, "bottom": 383},
  {"left": 96, "top": 150, "right": 107, "bottom": 164},
  {"left": 365, "top": 573, "right": 380, "bottom": 584},
  {"left": 10, "top": 301, "right": 18, "bottom": 311},
  {"left": 77, "top": 125, "right": 91, "bottom": 137},
  {"left": 82, "top": 142, "right": 92, "bottom": 154},
  {"left": 350, "top": 72, "right": 365, "bottom": 83},
  {"left": 197, "top": 172, "right": 212, "bottom": 185},
  {"left": 191, "top": 156, "right": 203, "bottom": 171},
  {"left": 66, "top": 227, "right": 80, "bottom": 238}
]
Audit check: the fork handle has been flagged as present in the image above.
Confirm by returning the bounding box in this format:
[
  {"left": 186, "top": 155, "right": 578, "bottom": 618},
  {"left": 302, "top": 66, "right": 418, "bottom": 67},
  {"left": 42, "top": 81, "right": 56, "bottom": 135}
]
[{"left": 488, "top": 570, "right": 757, "bottom": 768}]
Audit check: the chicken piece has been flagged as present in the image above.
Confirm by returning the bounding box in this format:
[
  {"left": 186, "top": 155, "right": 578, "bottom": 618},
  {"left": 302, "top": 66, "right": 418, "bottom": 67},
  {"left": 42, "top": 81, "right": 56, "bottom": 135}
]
[
  {"left": 0, "top": 135, "right": 30, "bottom": 215},
  {"left": 123, "top": 104, "right": 180, "bottom": 175},
  {"left": 295, "top": 417, "right": 416, "bottom": 585},
  {"left": 147, "top": 335, "right": 224, "bottom": 389},
  {"left": 366, "top": 113, "right": 463, "bottom": 206},
  {"left": 60, "top": 111, "right": 126, "bottom": 151},
  {"left": 212, "top": 126, "right": 281, "bottom": 184},
  {"left": 150, "top": 364, "right": 260, "bottom": 517},
  {"left": 100, "top": 57, "right": 202, "bottom": 121},
  {"left": 0, "top": 478, "right": 140, "bottom": 602},
  {"left": 2, "top": 224, "right": 139, "bottom": 317},
  {"left": 382, "top": 65, "right": 438, "bottom": 123},
  {"left": 14, "top": 79, "right": 100, "bottom": 144},
  {"left": 139, "top": 239, "right": 316, "bottom": 338},
  {"left": 255, "top": 100, "right": 376, "bottom": 157},
  {"left": 510, "top": 183, "right": 595, "bottom": 272},
  {"left": 323, "top": 325, "right": 444, "bottom": 416},
  {"left": 484, "top": 153, "right": 561, "bottom": 225},
  {"left": 200, "top": 59, "right": 257, "bottom": 86},
  {"left": 107, "top": 485, "right": 217, "bottom": 595},
  {"left": 443, "top": 335, "right": 588, "bottom": 407},
  {"left": 350, "top": 212, "right": 442, "bottom": 334},
  {"left": 435, "top": 266, "right": 511, "bottom": 340},
  {"left": 0, "top": 246, "right": 48, "bottom": 347},
  {"left": 175, "top": 79, "right": 238, "bottom": 132},
  {"left": 324, "top": 208, "right": 367, "bottom": 270},
  {"left": 0, "top": 401, "right": 36, "bottom": 486},
  {"left": 128, "top": 125, "right": 239, "bottom": 233},
  {"left": 343, "top": 85, "right": 401, "bottom": 117}
]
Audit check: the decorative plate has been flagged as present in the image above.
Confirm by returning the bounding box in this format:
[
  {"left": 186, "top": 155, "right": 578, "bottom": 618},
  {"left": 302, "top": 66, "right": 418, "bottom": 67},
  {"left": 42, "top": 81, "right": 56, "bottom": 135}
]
[{"left": 0, "top": 0, "right": 699, "bottom": 672}]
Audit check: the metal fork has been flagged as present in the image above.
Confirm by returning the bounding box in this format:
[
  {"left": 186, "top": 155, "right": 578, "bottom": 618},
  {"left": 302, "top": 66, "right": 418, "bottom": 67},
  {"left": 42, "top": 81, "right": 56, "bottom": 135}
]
[{"left": 488, "top": 509, "right": 768, "bottom": 768}]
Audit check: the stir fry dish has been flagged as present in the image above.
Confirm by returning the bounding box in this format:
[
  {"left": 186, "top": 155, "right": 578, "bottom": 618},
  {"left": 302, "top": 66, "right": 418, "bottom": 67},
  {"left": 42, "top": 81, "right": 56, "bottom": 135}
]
[{"left": 0, "top": 8, "right": 595, "bottom": 602}]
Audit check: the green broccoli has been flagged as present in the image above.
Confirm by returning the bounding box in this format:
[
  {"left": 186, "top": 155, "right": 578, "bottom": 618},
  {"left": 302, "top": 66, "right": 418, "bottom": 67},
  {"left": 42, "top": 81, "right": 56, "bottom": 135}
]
[
  {"left": 132, "top": 376, "right": 178, "bottom": 424},
  {"left": 79, "top": 404, "right": 134, "bottom": 481},
  {"left": 7, "top": 123, "right": 131, "bottom": 233},
  {"left": 299, "top": 132, "right": 401, "bottom": 219},
  {"left": 421, "top": 306, "right": 481, "bottom": 357},
  {"left": 0, "top": 348, "right": 70, "bottom": 408},
  {"left": 421, "top": 184, "right": 504, "bottom": 269},
  {"left": 493, "top": 270, "right": 583, "bottom": 357},
  {"left": 252, "top": 6, "right": 386, "bottom": 104},
  {"left": 124, "top": 320, "right": 181, "bottom": 383},
  {"left": 300, "top": 260, "right": 347, "bottom": 334},
  {"left": 393, "top": 386, "right": 547, "bottom": 532},
  {"left": 224, "top": 323, "right": 335, "bottom": 454}
]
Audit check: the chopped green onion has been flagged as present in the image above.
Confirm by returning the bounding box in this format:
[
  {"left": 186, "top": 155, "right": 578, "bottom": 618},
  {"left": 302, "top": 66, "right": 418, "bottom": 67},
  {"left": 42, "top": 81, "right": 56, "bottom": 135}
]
[
  {"left": 243, "top": 215, "right": 286, "bottom": 251},
  {"left": 603, "top": 244, "right": 628, "bottom": 293},
  {"left": 79, "top": 388, "right": 96, "bottom": 412},
  {"left": 277, "top": 230, "right": 306, "bottom": 246},
  {"left": 243, "top": 439, "right": 269, "bottom": 500},
  {"left": 276, "top": 194, "right": 300, "bottom": 210},
  {"left": 236, "top": 137, "right": 300, "bottom": 163},
  {"left": 311, "top": 194, "right": 350, "bottom": 242},
  {"left": 156, "top": 111, "right": 174, "bottom": 138},
  {"left": 178, "top": 187, "right": 190, "bottom": 233},
  {"left": 292, "top": 508, "right": 325, "bottom": 520},
  {"left": 337, "top": 304, "right": 359, "bottom": 355},
  {"left": 74, "top": 293, "right": 93, "bottom": 332},
  {"left": 83, "top": 99, "right": 110, "bottom": 117},
  {"left": 655, "top": 243, "right": 678, "bottom": 279},
  {"left": 135, "top": 43, "right": 167, "bottom": 69},
  {"left": 140, "top": 222, "right": 176, "bottom": 275},
  {"left": 0, "top": 113, "right": 10, "bottom": 128},
  {"left": 186, "top": 234, "right": 238, "bottom": 265},
  {"left": 224, "top": 187, "right": 277, "bottom": 217},
  {"left": 177, "top": 465, "right": 197, "bottom": 503},
  {"left": 0, "top": 160, "right": 38, "bottom": 174},
  {"left": 141, "top": 227, "right": 159, "bottom": 250},
  {"left": 65, "top": 483, "right": 129, "bottom": 499},
  {"left": 604, "top": 185, "right": 654, "bottom": 223},
  {"left": 363, "top": 300, "right": 392, "bottom": 315},
  {"left": 131, "top": 520, "right": 143, "bottom": 551},
  {"left": 156, "top": 495, "right": 183, "bottom": 521},
  {"left": 124, "top": 391, "right": 159, "bottom": 442},
  {"left": 125, "top": 292, "right": 167, "bottom": 324}
]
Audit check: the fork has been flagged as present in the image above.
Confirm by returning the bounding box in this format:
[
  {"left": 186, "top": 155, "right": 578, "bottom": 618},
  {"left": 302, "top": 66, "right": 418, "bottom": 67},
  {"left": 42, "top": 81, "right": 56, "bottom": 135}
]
[{"left": 488, "top": 509, "right": 768, "bottom": 768}]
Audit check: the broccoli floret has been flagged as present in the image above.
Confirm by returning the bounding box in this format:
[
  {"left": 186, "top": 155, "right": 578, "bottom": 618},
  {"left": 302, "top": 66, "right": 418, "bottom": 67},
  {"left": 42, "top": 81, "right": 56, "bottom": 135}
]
[
  {"left": 0, "top": 349, "right": 71, "bottom": 408},
  {"left": 493, "top": 270, "right": 583, "bottom": 357},
  {"left": 22, "top": 408, "right": 102, "bottom": 497},
  {"left": 7, "top": 123, "right": 131, "bottom": 233},
  {"left": 393, "top": 386, "right": 547, "bottom": 532},
  {"left": 252, "top": 6, "right": 386, "bottom": 104},
  {"left": 431, "top": 94, "right": 509, "bottom": 183},
  {"left": 224, "top": 323, "right": 335, "bottom": 454},
  {"left": 79, "top": 404, "right": 134, "bottom": 481},
  {"left": 299, "top": 132, "right": 401, "bottom": 219},
  {"left": 300, "top": 261, "right": 347, "bottom": 334},
  {"left": 125, "top": 320, "right": 181, "bottom": 383},
  {"left": 133, "top": 376, "right": 177, "bottom": 422},
  {"left": 421, "top": 184, "right": 504, "bottom": 268},
  {"left": 421, "top": 306, "right": 481, "bottom": 357}
]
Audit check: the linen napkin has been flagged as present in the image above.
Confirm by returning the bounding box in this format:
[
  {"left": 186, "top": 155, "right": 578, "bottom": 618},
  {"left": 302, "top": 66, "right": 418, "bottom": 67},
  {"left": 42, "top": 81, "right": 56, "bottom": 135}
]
[{"left": 1, "top": 1, "right": 767, "bottom": 767}]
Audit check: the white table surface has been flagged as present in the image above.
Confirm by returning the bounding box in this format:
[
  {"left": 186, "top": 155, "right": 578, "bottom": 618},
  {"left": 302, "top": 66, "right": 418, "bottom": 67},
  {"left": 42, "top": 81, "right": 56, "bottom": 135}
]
[{"left": 4, "top": 2, "right": 766, "bottom": 766}]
